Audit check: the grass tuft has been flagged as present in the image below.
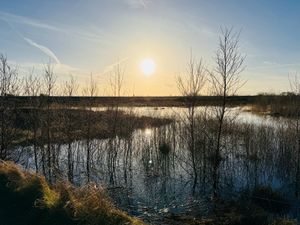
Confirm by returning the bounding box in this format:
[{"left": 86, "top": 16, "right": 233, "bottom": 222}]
[{"left": 0, "top": 161, "right": 145, "bottom": 225}]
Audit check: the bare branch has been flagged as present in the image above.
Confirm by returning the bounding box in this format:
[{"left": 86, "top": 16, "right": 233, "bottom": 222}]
[{"left": 0, "top": 54, "right": 19, "bottom": 96}]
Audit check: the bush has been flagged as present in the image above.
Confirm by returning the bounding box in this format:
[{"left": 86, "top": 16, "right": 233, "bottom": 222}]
[{"left": 0, "top": 161, "right": 145, "bottom": 225}]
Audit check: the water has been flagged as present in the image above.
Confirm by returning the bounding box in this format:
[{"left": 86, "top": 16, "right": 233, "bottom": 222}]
[
  {"left": 13, "top": 106, "right": 300, "bottom": 222},
  {"left": 91, "top": 105, "right": 279, "bottom": 125}
]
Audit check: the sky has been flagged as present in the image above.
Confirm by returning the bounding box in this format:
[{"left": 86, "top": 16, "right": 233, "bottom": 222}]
[{"left": 0, "top": 0, "right": 300, "bottom": 96}]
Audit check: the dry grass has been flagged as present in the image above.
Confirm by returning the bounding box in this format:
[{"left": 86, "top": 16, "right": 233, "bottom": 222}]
[{"left": 0, "top": 160, "right": 145, "bottom": 225}]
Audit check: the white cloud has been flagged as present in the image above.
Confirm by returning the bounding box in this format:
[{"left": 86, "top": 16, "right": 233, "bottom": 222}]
[
  {"left": 187, "top": 23, "right": 218, "bottom": 38},
  {"left": 125, "top": 0, "right": 150, "bottom": 8},
  {"left": 10, "top": 60, "right": 88, "bottom": 81},
  {"left": 0, "top": 11, "right": 61, "bottom": 32},
  {"left": 0, "top": 11, "right": 111, "bottom": 43},
  {"left": 263, "top": 61, "right": 280, "bottom": 66},
  {"left": 249, "top": 62, "right": 300, "bottom": 71}
]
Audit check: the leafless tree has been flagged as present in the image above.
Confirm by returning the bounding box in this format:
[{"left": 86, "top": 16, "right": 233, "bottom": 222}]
[
  {"left": 83, "top": 73, "right": 98, "bottom": 183},
  {"left": 64, "top": 75, "right": 78, "bottom": 97},
  {"left": 177, "top": 54, "right": 207, "bottom": 192},
  {"left": 63, "top": 75, "right": 78, "bottom": 182},
  {"left": 0, "top": 54, "right": 19, "bottom": 96},
  {"left": 107, "top": 63, "right": 125, "bottom": 185},
  {"left": 0, "top": 54, "right": 19, "bottom": 159},
  {"left": 209, "top": 27, "right": 245, "bottom": 198},
  {"left": 42, "top": 63, "right": 57, "bottom": 182},
  {"left": 110, "top": 63, "right": 124, "bottom": 98},
  {"left": 24, "top": 69, "right": 42, "bottom": 96},
  {"left": 24, "top": 69, "right": 42, "bottom": 172},
  {"left": 43, "top": 63, "right": 57, "bottom": 96}
]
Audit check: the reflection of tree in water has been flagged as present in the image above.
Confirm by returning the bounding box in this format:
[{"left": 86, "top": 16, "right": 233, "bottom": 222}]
[{"left": 10, "top": 113, "right": 300, "bottom": 219}]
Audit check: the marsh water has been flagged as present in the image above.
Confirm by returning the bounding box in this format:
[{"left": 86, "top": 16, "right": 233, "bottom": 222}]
[{"left": 14, "top": 106, "right": 300, "bottom": 223}]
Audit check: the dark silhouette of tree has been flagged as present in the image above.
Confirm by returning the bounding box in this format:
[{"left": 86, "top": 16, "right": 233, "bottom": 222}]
[
  {"left": 0, "top": 54, "right": 19, "bottom": 160},
  {"left": 177, "top": 53, "right": 207, "bottom": 193},
  {"left": 209, "top": 27, "right": 245, "bottom": 198}
]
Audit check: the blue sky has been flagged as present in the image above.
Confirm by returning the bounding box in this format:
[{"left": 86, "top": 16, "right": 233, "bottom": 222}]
[{"left": 0, "top": 0, "right": 300, "bottom": 95}]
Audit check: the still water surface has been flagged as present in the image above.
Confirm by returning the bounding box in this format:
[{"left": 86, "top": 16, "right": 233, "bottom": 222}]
[{"left": 16, "top": 106, "right": 300, "bottom": 222}]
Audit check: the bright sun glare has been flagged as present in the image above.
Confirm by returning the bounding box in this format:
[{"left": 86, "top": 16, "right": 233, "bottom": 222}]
[{"left": 140, "top": 58, "right": 156, "bottom": 76}]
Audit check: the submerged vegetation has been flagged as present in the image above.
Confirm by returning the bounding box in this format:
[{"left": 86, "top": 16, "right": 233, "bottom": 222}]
[{"left": 0, "top": 161, "right": 296, "bottom": 225}]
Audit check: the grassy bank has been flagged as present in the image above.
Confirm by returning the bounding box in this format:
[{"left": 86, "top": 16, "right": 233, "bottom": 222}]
[{"left": 0, "top": 161, "right": 145, "bottom": 225}]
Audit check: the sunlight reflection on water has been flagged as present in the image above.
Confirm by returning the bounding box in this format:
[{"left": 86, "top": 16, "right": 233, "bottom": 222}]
[
  {"left": 144, "top": 128, "right": 152, "bottom": 136},
  {"left": 14, "top": 106, "right": 299, "bottom": 222}
]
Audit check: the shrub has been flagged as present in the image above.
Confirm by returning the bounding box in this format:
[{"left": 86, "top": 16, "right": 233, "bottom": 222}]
[{"left": 0, "top": 161, "right": 145, "bottom": 225}]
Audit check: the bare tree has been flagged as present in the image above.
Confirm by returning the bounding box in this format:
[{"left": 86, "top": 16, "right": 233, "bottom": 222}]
[
  {"left": 24, "top": 68, "right": 41, "bottom": 96},
  {"left": 64, "top": 75, "right": 78, "bottom": 97},
  {"left": 209, "top": 27, "right": 245, "bottom": 198},
  {"left": 24, "top": 69, "right": 42, "bottom": 172},
  {"left": 83, "top": 73, "right": 98, "bottom": 183},
  {"left": 110, "top": 63, "right": 124, "bottom": 98},
  {"left": 63, "top": 75, "right": 78, "bottom": 182},
  {"left": 0, "top": 54, "right": 19, "bottom": 96},
  {"left": 107, "top": 63, "right": 125, "bottom": 185},
  {"left": 177, "top": 54, "right": 207, "bottom": 192},
  {"left": 43, "top": 63, "right": 57, "bottom": 96},
  {"left": 42, "top": 63, "right": 57, "bottom": 182},
  {"left": 0, "top": 54, "right": 19, "bottom": 159}
]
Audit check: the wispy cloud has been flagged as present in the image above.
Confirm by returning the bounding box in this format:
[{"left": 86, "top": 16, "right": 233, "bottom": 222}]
[
  {"left": 23, "top": 37, "right": 60, "bottom": 64},
  {"left": 0, "top": 11, "right": 111, "bottom": 44},
  {"left": 248, "top": 61, "right": 300, "bottom": 70},
  {"left": 125, "top": 0, "right": 150, "bottom": 8},
  {"left": 188, "top": 23, "right": 218, "bottom": 38},
  {"left": 0, "top": 11, "right": 61, "bottom": 32},
  {"left": 5, "top": 21, "right": 87, "bottom": 80},
  {"left": 101, "top": 57, "right": 129, "bottom": 75},
  {"left": 9, "top": 60, "right": 89, "bottom": 83},
  {"left": 263, "top": 61, "right": 280, "bottom": 66},
  {"left": 4, "top": 21, "right": 61, "bottom": 64}
]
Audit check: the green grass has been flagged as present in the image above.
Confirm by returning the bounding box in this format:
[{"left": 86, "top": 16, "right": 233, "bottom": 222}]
[{"left": 0, "top": 161, "right": 145, "bottom": 225}]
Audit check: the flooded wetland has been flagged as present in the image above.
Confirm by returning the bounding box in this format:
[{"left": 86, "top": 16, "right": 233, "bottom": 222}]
[
  {"left": 10, "top": 105, "right": 300, "bottom": 224},
  {"left": 1, "top": 5, "right": 300, "bottom": 223}
]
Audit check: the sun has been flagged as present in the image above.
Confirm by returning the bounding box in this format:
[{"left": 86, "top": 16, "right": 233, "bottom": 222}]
[{"left": 139, "top": 58, "right": 156, "bottom": 76}]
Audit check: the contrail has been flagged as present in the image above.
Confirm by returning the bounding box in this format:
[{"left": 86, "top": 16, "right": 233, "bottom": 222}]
[
  {"left": 5, "top": 21, "right": 61, "bottom": 64},
  {"left": 23, "top": 37, "right": 60, "bottom": 64}
]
